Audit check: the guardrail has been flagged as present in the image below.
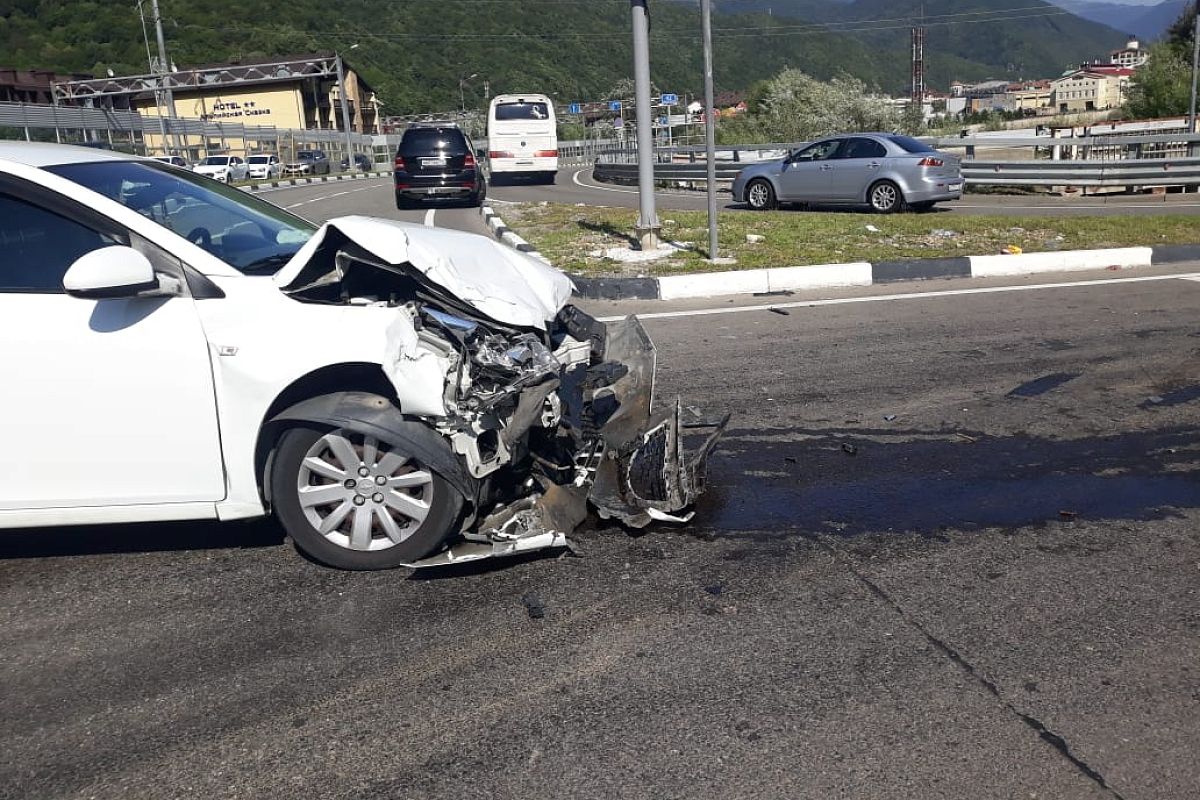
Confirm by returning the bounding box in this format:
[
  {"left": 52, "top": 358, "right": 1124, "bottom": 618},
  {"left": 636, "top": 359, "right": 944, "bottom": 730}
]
[{"left": 592, "top": 133, "right": 1200, "bottom": 189}]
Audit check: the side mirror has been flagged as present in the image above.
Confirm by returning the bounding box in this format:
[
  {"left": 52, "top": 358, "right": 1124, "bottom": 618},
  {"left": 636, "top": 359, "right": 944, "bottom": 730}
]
[{"left": 63, "top": 246, "right": 167, "bottom": 299}]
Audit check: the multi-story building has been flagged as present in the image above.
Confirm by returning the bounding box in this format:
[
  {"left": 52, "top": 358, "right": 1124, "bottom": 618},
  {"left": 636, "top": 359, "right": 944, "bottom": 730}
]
[
  {"left": 1110, "top": 39, "right": 1148, "bottom": 69},
  {"left": 1051, "top": 67, "right": 1134, "bottom": 113}
]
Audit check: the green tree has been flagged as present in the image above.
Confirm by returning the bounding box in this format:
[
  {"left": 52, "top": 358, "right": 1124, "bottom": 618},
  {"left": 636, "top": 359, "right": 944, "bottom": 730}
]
[{"left": 1125, "top": 43, "right": 1193, "bottom": 118}]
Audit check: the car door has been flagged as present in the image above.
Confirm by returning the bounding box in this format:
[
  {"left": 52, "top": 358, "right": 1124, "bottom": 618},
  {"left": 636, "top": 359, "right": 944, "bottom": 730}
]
[
  {"left": 827, "top": 137, "right": 888, "bottom": 201},
  {"left": 0, "top": 175, "right": 225, "bottom": 511},
  {"left": 776, "top": 139, "right": 842, "bottom": 202}
]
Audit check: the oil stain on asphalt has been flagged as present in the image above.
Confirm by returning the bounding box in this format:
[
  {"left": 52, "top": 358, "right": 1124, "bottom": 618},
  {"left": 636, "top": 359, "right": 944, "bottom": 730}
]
[{"left": 694, "top": 426, "right": 1200, "bottom": 537}]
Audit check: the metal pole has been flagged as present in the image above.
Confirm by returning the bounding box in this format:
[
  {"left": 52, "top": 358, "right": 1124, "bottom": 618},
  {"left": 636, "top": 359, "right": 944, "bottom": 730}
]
[
  {"left": 336, "top": 53, "right": 356, "bottom": 172},
  {"left": 1189, "top": 10, "right": 1199, "bottom": 133},
  {"left": 149, "top": 0, "right": 179, "bottom": 151},
  {"left": 630, "top": 0, "right": 659, "bottom": 251},
  {"left": 701, "top": 0, "right": 719, "bottom": 261}
]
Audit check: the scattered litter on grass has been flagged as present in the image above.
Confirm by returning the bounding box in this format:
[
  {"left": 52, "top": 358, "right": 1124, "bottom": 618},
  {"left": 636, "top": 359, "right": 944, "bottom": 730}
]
[
  {"left": 1002, "top": 244, "right": 1024, "bottom": 255},
  {"left": 746, "top": 234, "right": 765, "bottom": 244},
  {"left": 865, "top": 224, "right": 881, "bottom": 233},
  {"left": 594, "top": 241, "right": 692, "bottom": 263}
]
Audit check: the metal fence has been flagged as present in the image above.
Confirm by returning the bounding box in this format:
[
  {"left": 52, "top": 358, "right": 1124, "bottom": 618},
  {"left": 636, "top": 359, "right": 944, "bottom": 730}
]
[{"left": 592, "top": 132, "right": 1200, "bottom": 190}]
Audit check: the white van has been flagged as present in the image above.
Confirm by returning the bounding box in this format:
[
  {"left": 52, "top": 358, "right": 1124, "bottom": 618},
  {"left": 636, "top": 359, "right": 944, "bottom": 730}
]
[{"left": 487, "top": 93, "right": 558, "bottom": 183}]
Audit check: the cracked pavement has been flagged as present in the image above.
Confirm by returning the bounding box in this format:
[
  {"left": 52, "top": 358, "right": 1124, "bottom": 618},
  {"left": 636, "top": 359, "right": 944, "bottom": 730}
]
[{"left": 2, "top": 266, "right": 1199, "bottom": 799}]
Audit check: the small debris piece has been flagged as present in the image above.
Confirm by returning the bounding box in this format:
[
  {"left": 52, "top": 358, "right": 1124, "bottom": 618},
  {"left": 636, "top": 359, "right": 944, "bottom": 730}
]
[
  {"left": 745, "top": 233, "right": 765, "bottom": 244},
  {"left": 784, "top": 456, "right": 798, "bottom": 464},
  {"left": 753, "top": 289, "right": 794, "bottom": 297},
  {"left": 1059, "top": 510, "right": 1077, "bottom": 520},
  {"left": 768, "top": 307, "right": 790, "bottom": 316},
  {"left": 521, "top": 593, "right": 546, "bottom": 620},
  {"left": 1001, "top": 244, "right": 1023, "bottom": 255},
  {"left": 955, "top": 432, "right": 978, "bottom": 443},
  {"left": 1146, "top": 395, "right": 1164, "bottom": 405},
  {"left": 930, "top": 229, "right": 956, "bottom": 238},
  {"left": 883, "top": 414, "right": 897, "bottom": 422},
  {"left": 865, "top": 224, "right": 881, "bottom": 233},
  {"left": 841, "top": 443, "right": 858, "bottom": 456},
  {"left": 704, "top": 583, "right": 724, "bottom": 596}
]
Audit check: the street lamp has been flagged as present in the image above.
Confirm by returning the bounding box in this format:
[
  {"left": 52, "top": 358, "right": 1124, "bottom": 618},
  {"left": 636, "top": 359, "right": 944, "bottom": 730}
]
[
  {"left": 336, "top": 44, "right": 359, "bottom": 172},
  {"left": 459, "top": 72, "right": 479, "bottom": 112}
]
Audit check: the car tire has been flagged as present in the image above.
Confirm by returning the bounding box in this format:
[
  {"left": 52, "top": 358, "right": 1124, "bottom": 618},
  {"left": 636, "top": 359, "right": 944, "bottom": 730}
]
[
  {"left": 270, "top": 425, "right": 463, "bottom": 570},
  {"left": 745, "top": 179, "right": 777, "bottom": 211},
  {"left": 868, "top": 180, "right": 904, "bottom": 214}
]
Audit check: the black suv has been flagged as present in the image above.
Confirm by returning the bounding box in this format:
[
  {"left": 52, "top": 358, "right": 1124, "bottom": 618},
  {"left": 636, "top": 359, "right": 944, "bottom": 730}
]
[{"left": 393, "top": 124, "right": 485, "bottom": 208}]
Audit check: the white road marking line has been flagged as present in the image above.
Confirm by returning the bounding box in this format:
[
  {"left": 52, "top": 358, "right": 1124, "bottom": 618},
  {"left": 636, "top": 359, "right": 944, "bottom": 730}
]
[
  {"left": 424, "top": 208, "right": 436, "bottom": 226},
  {"left": 281, "top": 184, "right": 381, "bottom": 208},
  {"left": 600, "top": 272, "right": 1200, "bottom": 322}
]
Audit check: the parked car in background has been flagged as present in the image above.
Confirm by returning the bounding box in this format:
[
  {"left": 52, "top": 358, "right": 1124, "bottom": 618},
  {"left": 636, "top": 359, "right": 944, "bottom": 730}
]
[
  {"left": 246, "top": 153, "right": 282, "bottom": 180},
  {"left": 285, "top": 150, "right": 330, "bottom": 176},
  {"left": 393, "top": 124, "right": 486, "bottom": 208},
  {"left": 732, "top": 133, "right": 962, "bottom": 214},
  {"left": 0, "top": 141, "right": 723, "bottom": 571},
  {"left": 152, "top": 155, "right": 190, "bottom": 169},
  {"left": 340, "top": 153, "right": 374, "bottom": 172},
  {"left": 192, "top": 154, "right": 248, "bottom": 183}
]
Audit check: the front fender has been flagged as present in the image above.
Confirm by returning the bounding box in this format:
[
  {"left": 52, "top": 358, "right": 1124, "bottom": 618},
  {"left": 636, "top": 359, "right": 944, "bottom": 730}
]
[{"left": 266, "top": 391, "right": 477, "bottom": 502}]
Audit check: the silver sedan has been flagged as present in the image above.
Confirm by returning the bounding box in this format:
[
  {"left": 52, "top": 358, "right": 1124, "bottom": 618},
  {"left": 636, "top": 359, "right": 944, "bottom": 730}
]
[{"left": 732, "top": 133, "right": 962, "bottom": 213}]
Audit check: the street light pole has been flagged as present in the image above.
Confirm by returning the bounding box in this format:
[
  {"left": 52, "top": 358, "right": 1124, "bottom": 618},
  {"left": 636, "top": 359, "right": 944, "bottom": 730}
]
[
  {"left": 701, "top": 0, "right": 719, "bottom": 261},
  {"left": 149, "top": 0, "right": 179, "bottom": 153},
  {"left": 460, "top": 73, "right": 478, "bottom": 113},
  {"left": 630, "top": 0, "right": 659, "bottom": 251},
  {"left": 336, "top": 51, "right": 356, "bottom": 172},
  {"left": 1189, "top": 10, "right": 1199, "bottom": 133}
]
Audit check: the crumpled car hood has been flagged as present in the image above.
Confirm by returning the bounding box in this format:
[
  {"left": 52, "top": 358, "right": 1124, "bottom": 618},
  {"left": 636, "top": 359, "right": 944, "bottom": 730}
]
[{"left": 274, "top": 215, "right": 574, "bottom": 330}]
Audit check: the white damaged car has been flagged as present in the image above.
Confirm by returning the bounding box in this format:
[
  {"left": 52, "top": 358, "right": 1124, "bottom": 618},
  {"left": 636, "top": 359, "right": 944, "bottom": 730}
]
[{"left": 0, "top": 143, "right": 726, "bottom": 569}]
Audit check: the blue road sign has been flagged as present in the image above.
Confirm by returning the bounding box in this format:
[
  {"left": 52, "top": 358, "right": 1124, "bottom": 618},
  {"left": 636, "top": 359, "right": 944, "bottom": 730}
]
[
  {"left": 608, "top": 100, "right": 622, "bottom": 112},
  {"left": 567, "top": 103, "right": 582, "bottom": 114},
  {"left": 661, "top": 93, "right": 678, "bottom": 105}
]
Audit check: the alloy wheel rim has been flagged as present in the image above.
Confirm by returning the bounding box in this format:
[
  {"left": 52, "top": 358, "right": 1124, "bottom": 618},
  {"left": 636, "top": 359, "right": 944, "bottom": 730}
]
[
  {"left": 873, "top": 184, "right": 896, "bottom": 210},
  {"left": 748, "top": 182, "right": 769, "bottom": 208},
  {"left": 296, "top": 429, "right": 434, "bottom": 552}
]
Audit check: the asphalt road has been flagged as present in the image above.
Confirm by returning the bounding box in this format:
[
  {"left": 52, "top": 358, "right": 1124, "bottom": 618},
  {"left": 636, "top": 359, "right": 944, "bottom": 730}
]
[{"left": 2, "top": 266, "right": 1199, "bottom": 799}]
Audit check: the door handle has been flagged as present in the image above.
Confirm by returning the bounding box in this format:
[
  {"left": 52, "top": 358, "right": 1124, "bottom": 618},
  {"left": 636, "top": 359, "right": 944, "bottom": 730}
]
[
  {"left": 868, "top": 162, "right": 881, "bottom": 168},
  {"left": 819, "top": 164, "right": 833, "bottom": 171}
]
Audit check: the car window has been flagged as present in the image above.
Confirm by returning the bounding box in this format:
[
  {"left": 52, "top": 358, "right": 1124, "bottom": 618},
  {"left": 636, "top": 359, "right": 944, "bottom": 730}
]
[
  {"left": 0, "top": 192, "right": 123, "bottom": 292},
  {"left": 48, "top": 160, "right": 317, "bottom": 274},
  {"left": 793, "top": 139, "right": 842, "bottom": 161},
  {"left": 838, "top": 138, "right": 887, "bottom": 160},
  {"left": 203, "top": 156, "right": 230, "bottom": 165},
  {"left": 400, "top": 129, "right": 467, "bottom": 154},
  {"left": 887, "top": 135, "right": 936, "bottom": 154},
  {"left": 494, "top": 102, "right": 550, "bottom": 121}
]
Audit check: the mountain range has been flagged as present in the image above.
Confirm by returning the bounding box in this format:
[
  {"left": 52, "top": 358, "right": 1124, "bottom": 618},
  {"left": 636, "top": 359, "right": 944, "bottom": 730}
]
[
  {"left": 0, "top": 0, "right": 1128, "bottom": 113},
  {"left": 1043, "top": 0, "right": 1189, "bottom": 41}
]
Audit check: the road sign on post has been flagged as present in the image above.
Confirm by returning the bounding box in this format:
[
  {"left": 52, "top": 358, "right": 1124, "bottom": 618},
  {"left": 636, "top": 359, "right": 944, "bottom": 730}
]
[
  {"left": 568, "top": 103, "right": 582, "bottom": 115},
  {"left": 661, "top": 93, "right": 678, "bottom": 105},
  {"left": 609, "top": 100, "right": 622, "bottom": 112}
]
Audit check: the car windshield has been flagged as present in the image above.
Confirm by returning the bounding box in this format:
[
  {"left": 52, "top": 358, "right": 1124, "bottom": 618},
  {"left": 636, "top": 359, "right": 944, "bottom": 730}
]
[
  {"left": 494, "top": 102, "right": 550, "bottom": 121},
  {"left": 888, "top": 135, "right": 936, "bottom": 154},
  {"left": 47, "top": 160, "right": 316, "bottom": 274},
  {"left": 202, "top": 156, "right": 231, "bottom": 165},
  {"left": 248, "top": 155, "right": 271, "bottom": 163},
  {"left": 296, "top": 151, "right": 318, "bottom": 160},
  {"left": 400, "top": 129, "right": 467, "bottom": 153}
]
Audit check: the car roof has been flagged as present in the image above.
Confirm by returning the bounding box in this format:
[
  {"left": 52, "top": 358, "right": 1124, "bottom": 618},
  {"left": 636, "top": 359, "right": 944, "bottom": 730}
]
[{"left": 0, "top": 141, "right": 145, "bottom": 168}]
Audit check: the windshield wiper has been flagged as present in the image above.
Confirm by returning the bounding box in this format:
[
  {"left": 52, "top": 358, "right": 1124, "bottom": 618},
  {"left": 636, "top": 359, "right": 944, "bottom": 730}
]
[{"left": 239, "top": 253, "right": 296, "bottom": 274}]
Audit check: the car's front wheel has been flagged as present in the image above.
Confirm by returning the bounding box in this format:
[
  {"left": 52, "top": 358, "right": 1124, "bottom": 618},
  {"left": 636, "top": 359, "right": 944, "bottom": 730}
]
[
  {"left": 745, "top": 179, "right": 776, "bottom": 211},
  {"left": 270, "top": 425, "right": 462, "bottom": 569}
]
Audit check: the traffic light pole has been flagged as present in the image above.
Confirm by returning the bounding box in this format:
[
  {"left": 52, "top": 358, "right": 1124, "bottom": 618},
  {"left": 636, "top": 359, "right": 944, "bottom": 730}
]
[{"left": 630, "top": 0, "right": 659, "bottom": 251}]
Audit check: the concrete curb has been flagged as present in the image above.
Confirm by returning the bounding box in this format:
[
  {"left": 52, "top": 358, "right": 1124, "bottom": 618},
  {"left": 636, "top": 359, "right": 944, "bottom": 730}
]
[
  {"left": 244, "top": 170, "right": 388, "bottom": 193},
  {"left": 480, "top": 205, "right": 551, "bottom": 264},
  {"left": 560, "top": 244, "right": 1195, "bottom": 300}
]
